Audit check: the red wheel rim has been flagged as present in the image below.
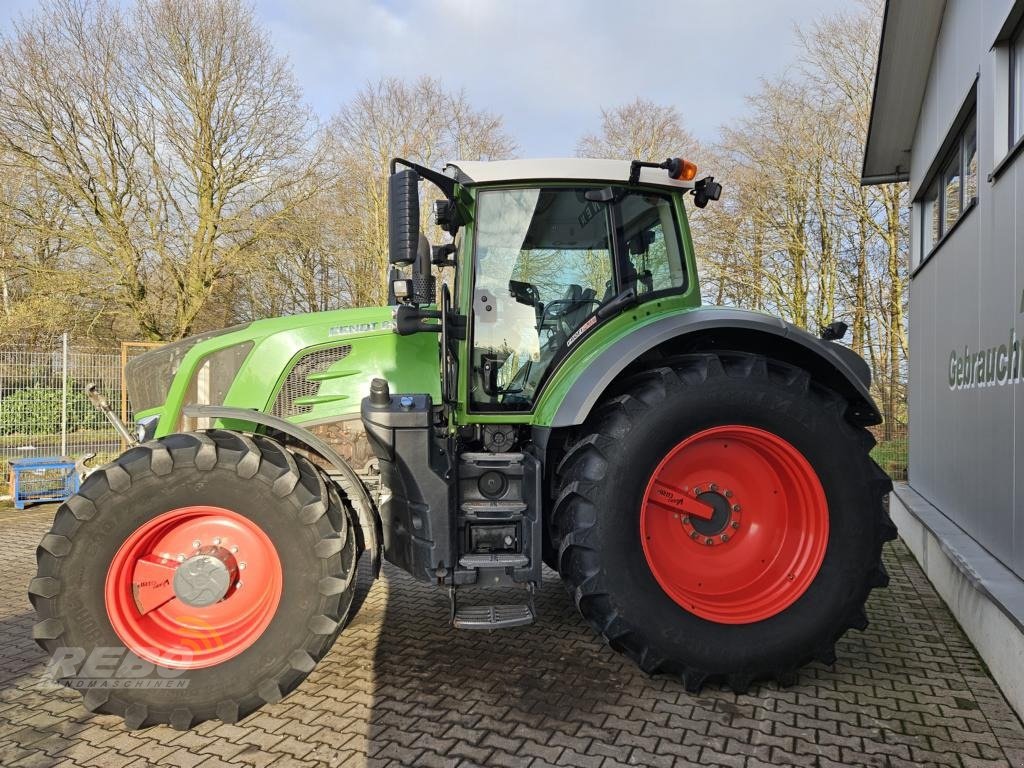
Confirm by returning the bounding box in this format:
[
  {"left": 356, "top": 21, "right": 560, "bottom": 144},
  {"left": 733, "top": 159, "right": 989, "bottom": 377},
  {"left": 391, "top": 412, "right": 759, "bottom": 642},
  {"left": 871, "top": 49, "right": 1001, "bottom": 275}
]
[
  {"left": 640, "top": 426, "right": 828, "bottom": 624},
  {"left": 105, "top": 506, "right": 283, "bottom": 669}
]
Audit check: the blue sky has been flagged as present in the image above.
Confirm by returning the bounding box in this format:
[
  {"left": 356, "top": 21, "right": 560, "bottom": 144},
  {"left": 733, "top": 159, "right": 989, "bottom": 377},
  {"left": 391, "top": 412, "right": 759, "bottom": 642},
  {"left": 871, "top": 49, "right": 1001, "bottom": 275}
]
[{"left": 1, "top": 0, "right": 861, "bottom": 156}]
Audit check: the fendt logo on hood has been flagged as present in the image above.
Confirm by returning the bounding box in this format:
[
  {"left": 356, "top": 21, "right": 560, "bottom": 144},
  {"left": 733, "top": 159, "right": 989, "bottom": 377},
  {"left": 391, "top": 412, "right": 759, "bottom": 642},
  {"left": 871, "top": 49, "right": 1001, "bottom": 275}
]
[
  {"left": 947, "top": 290, "right": 1024, "bottom": 391},
  {"left": 328, "top": 321, "right": 396, "bottom": 337}
]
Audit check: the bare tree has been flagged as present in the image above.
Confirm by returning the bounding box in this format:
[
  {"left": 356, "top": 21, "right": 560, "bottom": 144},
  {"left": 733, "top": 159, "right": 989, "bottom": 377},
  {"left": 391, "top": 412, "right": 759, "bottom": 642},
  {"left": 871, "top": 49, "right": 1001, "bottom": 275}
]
[
  {"left": 0, "top": 153, "right": 85, "bottom": 344},
  {"left": 322, "top": 77, "right": 516, "bottom": 308},
  {"left": 687, "top": 1, "right": 907, "bottom": 440},
  {"left": 797, "top": 2, "right": 908, "bottom": 438},
  {"left": 0, "top": 0, "right": 324, "bottom": 340},
  {"left": 577, "top": 98, "right": 698, "bottom": 160}
]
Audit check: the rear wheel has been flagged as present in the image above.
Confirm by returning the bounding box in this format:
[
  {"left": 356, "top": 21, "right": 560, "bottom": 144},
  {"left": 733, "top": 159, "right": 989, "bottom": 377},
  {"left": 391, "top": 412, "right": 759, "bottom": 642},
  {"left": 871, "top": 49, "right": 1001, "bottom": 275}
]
[
  {"left": 553, "top": 352, "right": 894, "bottom": 691},
  {"left": 30, "top": 430, "right": 358, "bottom": 729}
]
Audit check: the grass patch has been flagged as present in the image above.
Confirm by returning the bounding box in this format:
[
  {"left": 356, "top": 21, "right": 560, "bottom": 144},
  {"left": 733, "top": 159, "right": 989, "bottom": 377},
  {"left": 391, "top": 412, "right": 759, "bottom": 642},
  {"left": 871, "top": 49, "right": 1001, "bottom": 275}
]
[{"left": 871, "top": 438, "right": 908, "bottom": 480}]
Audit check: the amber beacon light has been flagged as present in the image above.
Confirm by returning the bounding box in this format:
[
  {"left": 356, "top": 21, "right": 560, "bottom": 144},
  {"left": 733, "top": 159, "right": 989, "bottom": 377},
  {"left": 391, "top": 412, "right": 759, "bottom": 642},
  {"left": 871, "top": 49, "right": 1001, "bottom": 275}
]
[{"left": 666, "top": 157, "right": 698, "bottom": 181}]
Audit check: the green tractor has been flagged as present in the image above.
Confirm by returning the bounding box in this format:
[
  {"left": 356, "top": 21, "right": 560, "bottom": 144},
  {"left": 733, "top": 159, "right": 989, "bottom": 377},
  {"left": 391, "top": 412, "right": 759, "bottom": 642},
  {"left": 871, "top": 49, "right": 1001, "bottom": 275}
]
[{"left": 30, "top": 156, "right": 894, "bottom": 729}]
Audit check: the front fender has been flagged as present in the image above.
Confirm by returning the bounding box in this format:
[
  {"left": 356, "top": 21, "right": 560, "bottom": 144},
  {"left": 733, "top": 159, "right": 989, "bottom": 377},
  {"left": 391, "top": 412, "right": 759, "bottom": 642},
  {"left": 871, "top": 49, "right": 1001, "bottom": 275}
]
[
  {"left": 182, "top": 405, "right": 383, "bottom": 577},
  {"left": 538, "top": 307, "right": 881, "bottom": 428}
]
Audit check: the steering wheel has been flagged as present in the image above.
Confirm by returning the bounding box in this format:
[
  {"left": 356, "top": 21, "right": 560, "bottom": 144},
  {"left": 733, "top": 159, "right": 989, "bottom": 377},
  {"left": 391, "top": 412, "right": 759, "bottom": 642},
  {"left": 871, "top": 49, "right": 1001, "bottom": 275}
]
[{"left": 539, "top": 297, "right": 600, "bottom": 340}]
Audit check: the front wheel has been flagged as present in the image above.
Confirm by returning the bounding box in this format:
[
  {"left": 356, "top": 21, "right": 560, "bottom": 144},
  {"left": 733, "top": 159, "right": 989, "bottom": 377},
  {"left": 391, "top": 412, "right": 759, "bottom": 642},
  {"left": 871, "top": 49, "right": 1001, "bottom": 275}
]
[
  {"left": 30, "top": 431, "right": 358, "bottom": 729},
  {"left": 553, "top": 352, "right": 895, "bottom": 691}
]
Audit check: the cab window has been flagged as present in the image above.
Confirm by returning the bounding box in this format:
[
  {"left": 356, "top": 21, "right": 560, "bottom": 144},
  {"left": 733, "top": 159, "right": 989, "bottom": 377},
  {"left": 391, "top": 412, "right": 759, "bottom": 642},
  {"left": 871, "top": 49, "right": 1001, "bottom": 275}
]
[
  {"left": 469, "top": 186, "right": 684, "bottom": 411},
  {"left": 618, "top": 192, "right": 685, "bottom": 296}
]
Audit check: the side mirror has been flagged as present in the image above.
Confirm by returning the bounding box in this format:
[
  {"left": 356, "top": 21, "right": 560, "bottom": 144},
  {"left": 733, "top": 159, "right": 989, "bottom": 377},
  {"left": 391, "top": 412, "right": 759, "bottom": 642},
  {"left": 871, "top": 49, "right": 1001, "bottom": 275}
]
[
  {"left": 388, "top": 169, "right": 420, "bottom": 265},
  {"left": 508, "top": 280, "right": 538, "bottom": 307}
]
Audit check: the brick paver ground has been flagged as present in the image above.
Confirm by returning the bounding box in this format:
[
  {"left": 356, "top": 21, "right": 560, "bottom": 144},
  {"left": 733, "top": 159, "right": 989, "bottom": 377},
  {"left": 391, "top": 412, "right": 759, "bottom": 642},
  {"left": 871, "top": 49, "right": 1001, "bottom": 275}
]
[{"left": 1, "top": 505, "right": 1023, "bottom": 767}]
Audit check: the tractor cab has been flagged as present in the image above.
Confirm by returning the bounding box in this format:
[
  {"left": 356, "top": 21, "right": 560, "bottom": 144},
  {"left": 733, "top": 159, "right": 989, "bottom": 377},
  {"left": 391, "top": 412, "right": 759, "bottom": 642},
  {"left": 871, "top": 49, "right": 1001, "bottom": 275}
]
[
  {"left": 364, "top": 157, "right": 722, "bottom": 626},
  {"left": 386, "top": 157, "right": 719, "bottom": 410}
]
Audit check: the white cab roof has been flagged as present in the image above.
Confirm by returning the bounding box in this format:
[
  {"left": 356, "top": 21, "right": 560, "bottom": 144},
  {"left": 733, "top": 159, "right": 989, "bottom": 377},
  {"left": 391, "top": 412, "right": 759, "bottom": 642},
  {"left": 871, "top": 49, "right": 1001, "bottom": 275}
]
[{"left": 445, "top": 158, "right": 696, "bottom": 190}]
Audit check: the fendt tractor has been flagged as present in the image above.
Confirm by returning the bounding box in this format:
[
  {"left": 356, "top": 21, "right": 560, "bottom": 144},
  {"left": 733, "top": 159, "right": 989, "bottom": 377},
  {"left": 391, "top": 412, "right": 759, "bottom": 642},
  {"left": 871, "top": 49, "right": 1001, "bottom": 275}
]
[{"left": 30, "top": 156, "right": 894, "bottom": 730}]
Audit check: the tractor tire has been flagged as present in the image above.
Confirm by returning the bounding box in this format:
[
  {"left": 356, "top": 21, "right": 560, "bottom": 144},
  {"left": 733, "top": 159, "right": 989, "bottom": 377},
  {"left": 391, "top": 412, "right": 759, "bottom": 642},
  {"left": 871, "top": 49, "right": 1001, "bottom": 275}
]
[
  {"left": 553, "top": 352, "right": 895, "bottom": 692},
  {"left": 29, "top": 430, "right": 358, "bottom": 729}
]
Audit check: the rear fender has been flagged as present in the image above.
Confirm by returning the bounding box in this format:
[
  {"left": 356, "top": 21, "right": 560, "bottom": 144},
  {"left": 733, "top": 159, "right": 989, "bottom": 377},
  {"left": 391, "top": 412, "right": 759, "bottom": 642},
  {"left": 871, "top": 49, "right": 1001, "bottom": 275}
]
[{"left": 545, "top": 308, "right": 881, "bottom": 428}]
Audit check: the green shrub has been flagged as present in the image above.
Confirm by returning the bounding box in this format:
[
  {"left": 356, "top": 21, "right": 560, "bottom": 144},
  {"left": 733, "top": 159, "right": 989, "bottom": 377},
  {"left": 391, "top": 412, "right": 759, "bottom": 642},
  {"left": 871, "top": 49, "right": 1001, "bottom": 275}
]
[
  {"left": 0, "top": 383, "right": 107, "bottom": 436},
  {"left": 0, "top": 387, "right": 63, "bottom": 435}
]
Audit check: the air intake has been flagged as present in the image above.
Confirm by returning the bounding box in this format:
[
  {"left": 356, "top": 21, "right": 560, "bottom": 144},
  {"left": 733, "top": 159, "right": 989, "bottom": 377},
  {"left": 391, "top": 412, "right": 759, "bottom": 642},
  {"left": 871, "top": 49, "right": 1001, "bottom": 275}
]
[{"left": 272, "top": 345, "right": 352, "bottom": 419}]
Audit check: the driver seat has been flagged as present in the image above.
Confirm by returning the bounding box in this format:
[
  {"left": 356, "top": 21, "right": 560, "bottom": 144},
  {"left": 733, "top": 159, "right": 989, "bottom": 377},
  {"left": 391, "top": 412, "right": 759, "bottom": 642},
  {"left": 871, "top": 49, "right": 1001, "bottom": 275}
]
[{"left": 561, "top": 284, "right": 597, "bottom": 332}]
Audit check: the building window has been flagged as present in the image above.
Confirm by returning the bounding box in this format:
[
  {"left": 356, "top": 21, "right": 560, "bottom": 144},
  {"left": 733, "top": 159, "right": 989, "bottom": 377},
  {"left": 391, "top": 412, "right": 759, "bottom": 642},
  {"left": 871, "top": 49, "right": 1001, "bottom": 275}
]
[
  {"left": 941, "top": 151, "right": 961, "bottom": 231},
  {"left": 917, "top": 112, "right": 977, "bottom": 260},
  {"left": 920, "top": 183, "right": 939, "bottom": 256},
  {"left": 1013, "top": 21, "right": 1024, "bottom": 145},
  {"left": 964, "top": 117, "right": 978, "bottom": 202}
]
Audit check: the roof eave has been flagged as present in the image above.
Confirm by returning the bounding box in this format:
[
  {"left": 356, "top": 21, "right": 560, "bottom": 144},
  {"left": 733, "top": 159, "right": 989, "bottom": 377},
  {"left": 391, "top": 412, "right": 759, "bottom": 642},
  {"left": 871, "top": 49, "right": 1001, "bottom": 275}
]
[{"left": 861, "top": 0, "right": 946, "bottom": 186}]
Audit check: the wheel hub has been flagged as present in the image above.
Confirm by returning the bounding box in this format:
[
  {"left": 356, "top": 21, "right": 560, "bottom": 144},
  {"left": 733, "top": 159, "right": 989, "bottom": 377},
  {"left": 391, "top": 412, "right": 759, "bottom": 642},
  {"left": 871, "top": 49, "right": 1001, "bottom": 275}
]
[
  {"left": 640, "top": 425, "right": 829, "bottom": 624},
  {"left": 172, "top": 546, "right": 238, "bottom": 607},
  {"left": 682, "top": 483, "right": 741, "bottom": 542},
  {"left": 105, "top": 506, "right": 282, "bottom": 669}
]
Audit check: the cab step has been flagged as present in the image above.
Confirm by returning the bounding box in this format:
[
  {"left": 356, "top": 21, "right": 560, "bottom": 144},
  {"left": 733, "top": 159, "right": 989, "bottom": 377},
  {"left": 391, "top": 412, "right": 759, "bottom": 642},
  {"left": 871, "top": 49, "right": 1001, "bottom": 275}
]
[
  {"left": 449, "top": 583, "right": 536, "bottom": 630},
  {"left": 459, "top": 553, "right": 529, "bottom": 568},
  {"left": 452, "top": 603, "right": 535, "bottom": 630},
  {"left": 460, "top": 500, "right": 527, "bottom": 520}
]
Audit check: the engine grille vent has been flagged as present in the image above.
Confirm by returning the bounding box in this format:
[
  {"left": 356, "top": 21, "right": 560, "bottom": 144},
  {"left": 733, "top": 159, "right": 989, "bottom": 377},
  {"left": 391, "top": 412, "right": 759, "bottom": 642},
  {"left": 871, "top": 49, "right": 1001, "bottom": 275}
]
[{"left": 272, "top": 345, "right": 352, "bottom": 419}]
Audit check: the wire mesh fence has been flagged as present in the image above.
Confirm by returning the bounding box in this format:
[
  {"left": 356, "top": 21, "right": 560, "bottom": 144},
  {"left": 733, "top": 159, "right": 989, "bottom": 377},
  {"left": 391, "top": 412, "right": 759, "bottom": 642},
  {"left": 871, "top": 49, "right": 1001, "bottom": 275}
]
[
  {"left": 0, "top": 335, "right": 128, "bottom": 485},
  {"left": 869, "top": 421, "right": 908, "bottom": 481}
]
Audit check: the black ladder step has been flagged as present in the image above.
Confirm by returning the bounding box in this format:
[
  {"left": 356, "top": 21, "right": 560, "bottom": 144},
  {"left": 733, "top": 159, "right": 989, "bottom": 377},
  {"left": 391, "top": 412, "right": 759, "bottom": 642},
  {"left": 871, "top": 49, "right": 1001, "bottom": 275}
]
[
  {"left": 452, "top": 603, "right": 534, "bottom": 630},
  {"left": 459, "top": 553, "right": 529, "bottom": 568},
  {"left": 460, "top": 500, "right": 527, "bottom": 518},
  {"left": 460, "top": 452, "right": 524, "bottom": 465}
]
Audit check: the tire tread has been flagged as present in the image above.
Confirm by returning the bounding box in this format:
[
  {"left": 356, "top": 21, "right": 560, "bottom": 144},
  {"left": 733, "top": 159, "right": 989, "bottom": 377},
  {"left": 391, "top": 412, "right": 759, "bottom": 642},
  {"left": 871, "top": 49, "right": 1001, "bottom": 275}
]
[
  {"left": 552, "top": 351, "right": 894, "bottom": 692},
  {"left": 29, "top": 430, "right": 360, "bottom": 729}
]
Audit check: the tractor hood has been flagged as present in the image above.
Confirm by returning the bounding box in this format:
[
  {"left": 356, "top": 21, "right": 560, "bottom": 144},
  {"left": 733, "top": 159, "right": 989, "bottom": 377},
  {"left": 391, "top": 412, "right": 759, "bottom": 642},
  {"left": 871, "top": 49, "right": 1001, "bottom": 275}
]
[{"left": 125, "top": 306, "right": 441, "bottom": 439}]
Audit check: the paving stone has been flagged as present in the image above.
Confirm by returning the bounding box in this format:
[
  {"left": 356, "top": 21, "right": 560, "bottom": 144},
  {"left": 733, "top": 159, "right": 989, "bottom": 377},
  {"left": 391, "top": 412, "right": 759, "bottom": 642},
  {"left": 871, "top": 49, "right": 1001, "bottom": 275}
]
[{"left": 0, "top": 510, "right": 1023, "bottom": 767}]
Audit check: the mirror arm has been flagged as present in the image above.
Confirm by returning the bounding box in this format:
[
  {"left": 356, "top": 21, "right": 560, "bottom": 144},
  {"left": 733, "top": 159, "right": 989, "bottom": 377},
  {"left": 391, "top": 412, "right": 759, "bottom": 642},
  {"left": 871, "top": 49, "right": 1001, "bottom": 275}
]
[
  {"left": 390, "top": 157, "right": 456, "bottom": 199},
  {"left": 394, "top": 304, "right": 441, "bottom": 335}
]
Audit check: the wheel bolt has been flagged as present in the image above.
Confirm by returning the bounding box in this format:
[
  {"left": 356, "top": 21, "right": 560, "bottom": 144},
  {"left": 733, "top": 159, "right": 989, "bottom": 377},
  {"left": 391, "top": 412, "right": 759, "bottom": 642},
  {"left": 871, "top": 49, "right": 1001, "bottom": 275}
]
[
  {"left": 709, "top": 483, "right": 718, "bottom": 491},
  {"left": 732, "top": 504, "right": 741, "bottom": 512},
  {"left": 721, "top": 534, "right": 729, "bottom": 542},
  {"left": 693, "top": 486, "right": 702, "bottom": 495},
  {"left": 724, "top": 490, "right": 733, "bottom": 498},
  {"left": 230, "top": 545, "right": 238, "bottom": 554},
  {"left": 238, "top": 562, "right": 246, "bottom": 570},
  {"left": 213, "top": 537, "right": 222, "bottom": 546},
  {"left": 731, "top": 521, "right": 740, "bottom": 529},
  {"left": 192, "top": 539, "right": 201, "bottom": 549},
  {"left": 691, "top": 531, "right": 699, "bottom": 540},
  {"left": 236, "top": 581, "right": 243, "bottom": 589},
  {"left": 705, "top": 537, "right": 713, "bottom": 545},
  {"left": 176, "top": 554, "right": 185, "bottom": 563},
  {"left": 682, "top": 516, "right": 690, "bottom": 524}
]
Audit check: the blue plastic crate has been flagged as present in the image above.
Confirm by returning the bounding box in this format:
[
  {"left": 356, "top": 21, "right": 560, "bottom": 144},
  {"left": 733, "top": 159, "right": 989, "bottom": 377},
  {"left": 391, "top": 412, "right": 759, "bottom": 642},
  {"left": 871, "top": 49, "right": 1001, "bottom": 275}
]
[{"left": 8, "top": 457, "right": 80, "bottom": 510}]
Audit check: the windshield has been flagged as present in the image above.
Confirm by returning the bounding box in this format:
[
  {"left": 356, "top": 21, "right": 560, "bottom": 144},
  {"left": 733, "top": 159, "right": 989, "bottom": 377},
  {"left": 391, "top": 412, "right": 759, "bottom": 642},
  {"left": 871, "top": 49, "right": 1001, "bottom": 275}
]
[{"left": 470, "top": 186, "right": 685, "bottom": 411}]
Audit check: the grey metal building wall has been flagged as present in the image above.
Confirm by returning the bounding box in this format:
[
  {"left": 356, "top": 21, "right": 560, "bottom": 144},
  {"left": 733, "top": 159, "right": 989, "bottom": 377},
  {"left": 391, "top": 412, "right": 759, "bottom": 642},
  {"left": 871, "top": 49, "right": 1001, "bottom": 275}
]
[{"left": 907, "top": 0, "right": 1024, "bottom": 579}]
